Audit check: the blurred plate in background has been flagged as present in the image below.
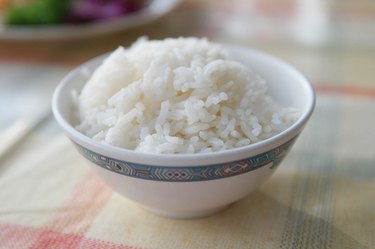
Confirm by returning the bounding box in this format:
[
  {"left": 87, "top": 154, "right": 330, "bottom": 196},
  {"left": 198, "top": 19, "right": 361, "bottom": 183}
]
[{"left": 0, "top": 0, "right": 180, "bottom": 41}]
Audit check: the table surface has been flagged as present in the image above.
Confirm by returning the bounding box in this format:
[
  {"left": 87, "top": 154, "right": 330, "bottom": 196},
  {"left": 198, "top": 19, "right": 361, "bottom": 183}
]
[{"left": 0, "top": 0, "right": 374, "bottom": 248}]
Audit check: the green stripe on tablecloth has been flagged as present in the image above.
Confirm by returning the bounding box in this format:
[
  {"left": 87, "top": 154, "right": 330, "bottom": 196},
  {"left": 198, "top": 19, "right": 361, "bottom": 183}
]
[{"left": 279, "top": 95, "right": 340, "bottom": 249}]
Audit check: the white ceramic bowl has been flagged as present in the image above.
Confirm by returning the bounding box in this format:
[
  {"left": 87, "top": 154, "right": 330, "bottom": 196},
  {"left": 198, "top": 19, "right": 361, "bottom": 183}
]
[{"left": 52, "top": 46, "right": 315, "bottom": 219}]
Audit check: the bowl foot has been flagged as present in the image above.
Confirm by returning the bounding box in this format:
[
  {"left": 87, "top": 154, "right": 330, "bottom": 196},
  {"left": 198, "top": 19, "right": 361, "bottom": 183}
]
[{"left": 143, "top": 205, "right": 230, "bottom": 219}]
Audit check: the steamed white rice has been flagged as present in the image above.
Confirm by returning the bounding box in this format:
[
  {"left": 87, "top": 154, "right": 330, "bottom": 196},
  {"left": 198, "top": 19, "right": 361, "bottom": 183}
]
[{"left": 74, "top": 37, "right": 299, "bottom": 154}]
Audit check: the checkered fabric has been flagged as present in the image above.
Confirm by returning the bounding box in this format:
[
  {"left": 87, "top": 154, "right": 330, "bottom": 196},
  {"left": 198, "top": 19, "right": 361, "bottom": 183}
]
[{"left": 0, "top": 0, "right": 374, "bottom": 248}]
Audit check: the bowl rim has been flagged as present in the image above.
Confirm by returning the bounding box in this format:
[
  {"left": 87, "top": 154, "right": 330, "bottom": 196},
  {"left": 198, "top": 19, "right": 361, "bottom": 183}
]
[{"left": 52, "top": 45, "right": 316, "bottom": 163}]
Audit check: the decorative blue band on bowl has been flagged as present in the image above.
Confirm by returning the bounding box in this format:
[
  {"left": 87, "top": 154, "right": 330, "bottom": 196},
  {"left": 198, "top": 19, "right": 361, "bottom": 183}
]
[{"left": 74, "top": 136, "right": 297, "bottom": 182}]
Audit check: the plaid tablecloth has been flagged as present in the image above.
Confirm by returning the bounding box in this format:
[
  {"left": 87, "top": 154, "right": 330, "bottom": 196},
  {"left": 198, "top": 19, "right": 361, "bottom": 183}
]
[{"left": 0, "top": 0, "right": 374, "bottom": 248}]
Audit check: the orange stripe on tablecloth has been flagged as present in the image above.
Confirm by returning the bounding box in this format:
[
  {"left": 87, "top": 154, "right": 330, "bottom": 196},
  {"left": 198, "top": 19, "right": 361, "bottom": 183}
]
[
  {"left": 254, "top": 1, "right": 375, "bottom": 20},
  {"left": 47, "top": 171, "right": 112, "bottom": 234},
  {"left": 255, "top": 1, "right": 295, "bottom": 17},
  {"left": 333, "top": 6, "right": 375, "bottom": 20},
  {"left": 0, "top": 50, "right": 89, "bottom": 66},
  {"left": 29, "top": 171, "right": 113, "bottom": 248},
  {"left": 313, "top": 83, "right": 375, "bottom": 98},
  {"left": 0, "top": 223, "right": 140, "bottom": 249},
  {"left": 0, "top": 223, "right": 44, "bottom": 248}
]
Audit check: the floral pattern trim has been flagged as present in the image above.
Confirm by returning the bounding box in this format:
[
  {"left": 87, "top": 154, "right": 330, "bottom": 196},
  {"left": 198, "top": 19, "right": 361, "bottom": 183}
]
[{"left": 74, "top": 136, "right": 297, "bottom": 182}]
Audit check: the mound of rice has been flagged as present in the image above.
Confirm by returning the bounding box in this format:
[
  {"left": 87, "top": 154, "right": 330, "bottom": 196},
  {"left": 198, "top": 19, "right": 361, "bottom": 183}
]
[{"left": 75, "top": 37, "right": 299, "bottom": 154}]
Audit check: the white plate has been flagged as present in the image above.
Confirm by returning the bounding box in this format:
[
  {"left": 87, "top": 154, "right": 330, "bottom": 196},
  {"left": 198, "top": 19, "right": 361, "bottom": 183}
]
[{"left": 0, "top": 0, "right": 180, "bottom": 40}]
